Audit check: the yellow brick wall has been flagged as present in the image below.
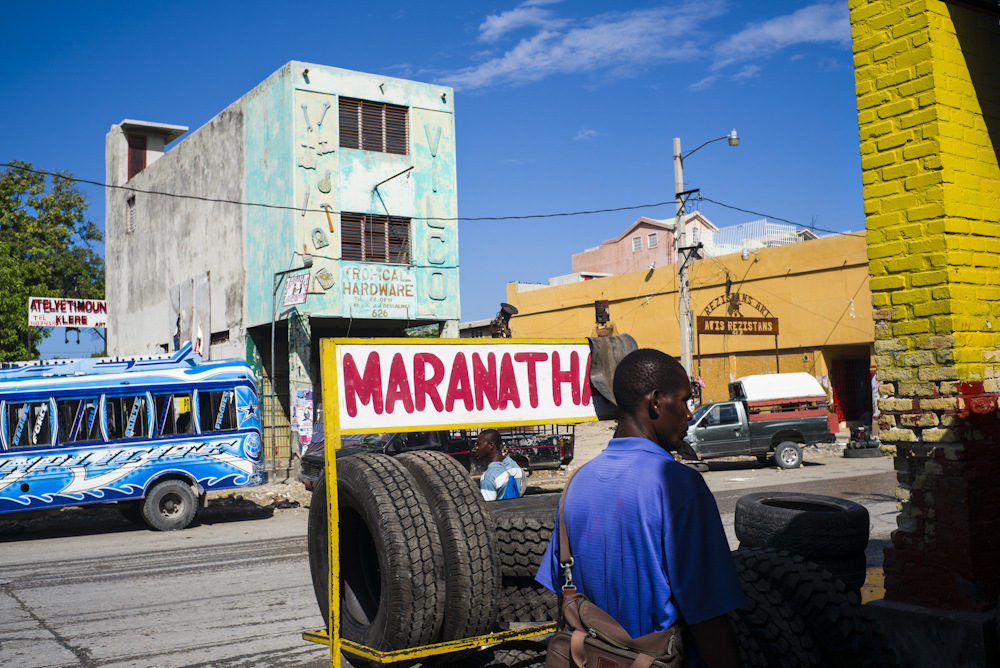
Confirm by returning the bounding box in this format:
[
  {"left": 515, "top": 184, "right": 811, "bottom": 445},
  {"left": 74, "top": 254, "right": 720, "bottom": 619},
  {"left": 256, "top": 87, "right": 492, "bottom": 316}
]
[{"left": 852, "top": 0, "right": 1000, "bottom": 388}]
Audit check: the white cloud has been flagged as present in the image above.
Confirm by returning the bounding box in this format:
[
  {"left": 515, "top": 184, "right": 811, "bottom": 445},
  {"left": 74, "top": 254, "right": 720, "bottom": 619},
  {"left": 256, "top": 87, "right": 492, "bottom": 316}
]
[
  {"left": 573, "top": 128, "right": 600, "bottom": 141},
  {"left": 438, "top": 3, "right": 722, "bottom": 91},
  {"left": 479, "top": 5, "right": 567, "bottom": 43},
  {"left": 689, "top": 74, "right": 719, "bottom": 91},
  {"left": 732, "top": 64, "right": 761, "bottom": 81},
  {"left": 713, "top": 3, "right": 850, "bottom": 69}
]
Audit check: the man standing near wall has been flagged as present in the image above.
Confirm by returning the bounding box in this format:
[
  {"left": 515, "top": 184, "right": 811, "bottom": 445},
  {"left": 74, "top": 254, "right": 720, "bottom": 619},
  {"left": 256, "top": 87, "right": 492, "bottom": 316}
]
[{"left": 536, "top": 349, "right": 744, "bottom": 668}]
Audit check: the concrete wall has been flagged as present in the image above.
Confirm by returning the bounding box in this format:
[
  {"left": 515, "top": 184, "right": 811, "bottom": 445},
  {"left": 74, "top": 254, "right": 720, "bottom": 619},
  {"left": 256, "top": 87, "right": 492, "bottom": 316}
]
[
  {"left": 506, "top": 233, "right": 874, "bottom": 403},
  {"left": 106, "top": 104, "right": 247, "bottom": 359}
]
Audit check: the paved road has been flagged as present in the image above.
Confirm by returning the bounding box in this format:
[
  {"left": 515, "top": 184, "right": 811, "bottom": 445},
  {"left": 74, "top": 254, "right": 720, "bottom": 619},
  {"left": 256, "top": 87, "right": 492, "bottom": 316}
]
[{"left": 0, "top": 452, "right": 896, "bottom": 668}]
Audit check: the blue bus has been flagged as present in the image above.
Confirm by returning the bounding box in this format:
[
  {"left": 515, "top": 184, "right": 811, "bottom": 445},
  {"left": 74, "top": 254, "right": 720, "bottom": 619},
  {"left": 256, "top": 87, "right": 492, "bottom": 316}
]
[{"left": 0, "top": 343, "right": 265, "bottom": 531}]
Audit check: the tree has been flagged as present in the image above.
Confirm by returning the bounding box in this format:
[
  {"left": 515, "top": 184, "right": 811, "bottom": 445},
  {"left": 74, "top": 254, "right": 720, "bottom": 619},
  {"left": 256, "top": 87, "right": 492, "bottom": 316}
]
[{"left": 0, "top": 161, "right": 104, "bottom": 362}]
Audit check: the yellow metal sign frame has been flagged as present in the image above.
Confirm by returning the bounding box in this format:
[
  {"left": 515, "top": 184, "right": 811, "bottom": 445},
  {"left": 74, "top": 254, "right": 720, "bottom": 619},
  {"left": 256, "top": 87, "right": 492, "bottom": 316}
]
[{"left": 303, "top": 337, "right": 601, "bottom": 667}]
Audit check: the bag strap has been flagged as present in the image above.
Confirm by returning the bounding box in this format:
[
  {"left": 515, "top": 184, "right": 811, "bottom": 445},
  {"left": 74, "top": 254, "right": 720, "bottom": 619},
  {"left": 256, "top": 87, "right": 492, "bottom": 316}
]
[{"left": 557, "top": 468, "right": 581, "bottom": 594}]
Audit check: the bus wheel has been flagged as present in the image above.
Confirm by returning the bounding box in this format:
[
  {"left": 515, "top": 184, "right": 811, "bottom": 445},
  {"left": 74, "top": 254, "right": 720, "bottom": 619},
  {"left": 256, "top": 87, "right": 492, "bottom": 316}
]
[{"left": 142, "top": 480, "right": 198, "bottom": 531}]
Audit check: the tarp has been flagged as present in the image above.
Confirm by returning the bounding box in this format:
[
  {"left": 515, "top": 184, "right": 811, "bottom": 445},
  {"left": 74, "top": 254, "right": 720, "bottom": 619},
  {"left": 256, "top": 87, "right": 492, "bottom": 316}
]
[{"left": 729, "top": 372, "right": 826, "bottom": 403}]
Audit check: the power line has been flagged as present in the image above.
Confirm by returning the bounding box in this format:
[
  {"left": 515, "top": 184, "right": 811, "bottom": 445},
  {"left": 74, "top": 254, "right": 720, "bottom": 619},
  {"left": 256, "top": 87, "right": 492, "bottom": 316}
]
[
  {"left": 698, "top": 195, "right": 849, "bottom": 237},
  {"left": 2, "top": 162, "right": 673, "bottom": 222}
]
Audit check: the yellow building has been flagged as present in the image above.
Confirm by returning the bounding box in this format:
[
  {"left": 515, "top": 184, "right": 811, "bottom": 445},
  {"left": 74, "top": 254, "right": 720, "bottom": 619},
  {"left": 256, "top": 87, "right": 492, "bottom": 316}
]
[{"left": 506, "top": 232, "right": 874, "bottom": 420}]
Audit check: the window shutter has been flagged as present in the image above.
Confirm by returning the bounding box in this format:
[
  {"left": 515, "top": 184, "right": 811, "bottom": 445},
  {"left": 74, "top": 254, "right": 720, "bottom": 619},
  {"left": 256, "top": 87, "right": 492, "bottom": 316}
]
[
  {"left": 632, "top": 236, "right": 642, "bottom": 252},
  {"left": 341, "top": 213, "right": 364, "bottom": 261},
  {"left": 339, "top": 98, "right": 361, "bottom": 150},
  {"left": 339, "top": 97, "right": 408, "bottom": 155},
  {"left": 126, "top": 134, "right": 146, "bottom": 180}
]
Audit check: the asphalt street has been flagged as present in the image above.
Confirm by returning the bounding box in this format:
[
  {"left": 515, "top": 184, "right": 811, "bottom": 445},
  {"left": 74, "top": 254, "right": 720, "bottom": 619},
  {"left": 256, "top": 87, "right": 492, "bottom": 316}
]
[{"left": 0, "top": 453, "right": 897, "bottom": 668}]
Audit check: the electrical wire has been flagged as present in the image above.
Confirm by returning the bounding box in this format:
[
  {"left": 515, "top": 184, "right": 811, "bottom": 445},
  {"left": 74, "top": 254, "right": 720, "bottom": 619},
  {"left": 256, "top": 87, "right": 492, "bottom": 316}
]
[
  {"left": 1, "top": 162, "right": 673, "bottom": 222},
  {"left": 698, "top": 195, "right": 848, "bottom": 237}
]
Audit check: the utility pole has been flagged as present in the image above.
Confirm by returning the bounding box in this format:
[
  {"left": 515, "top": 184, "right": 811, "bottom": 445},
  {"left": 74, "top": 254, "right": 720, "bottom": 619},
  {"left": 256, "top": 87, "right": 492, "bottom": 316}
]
[{"left": 673, "top": 138, "right": 693, "bottom": 378}]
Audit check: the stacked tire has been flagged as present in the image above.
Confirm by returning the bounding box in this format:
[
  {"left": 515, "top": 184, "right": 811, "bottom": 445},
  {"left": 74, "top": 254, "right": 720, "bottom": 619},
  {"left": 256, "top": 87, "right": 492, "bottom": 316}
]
[
  {"left": 489, "top": 493, "right": 561, "bottom": 624},
  {"left": 735, "top": 492, "right": 871, "bottom": 597},
  {"left": 307, "top": 451, "right": 499, "bottom": 666}
]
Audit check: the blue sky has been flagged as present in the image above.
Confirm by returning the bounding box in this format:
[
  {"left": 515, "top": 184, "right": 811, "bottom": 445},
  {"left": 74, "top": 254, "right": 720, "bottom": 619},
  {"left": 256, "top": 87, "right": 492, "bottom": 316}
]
[{"left": 1, "top": 0, "right": 862, "bottom": 358}]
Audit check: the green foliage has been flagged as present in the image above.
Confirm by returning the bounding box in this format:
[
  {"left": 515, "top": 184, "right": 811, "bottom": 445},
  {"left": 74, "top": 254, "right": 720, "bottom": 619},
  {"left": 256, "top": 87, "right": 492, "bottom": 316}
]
[{"left": 0, "top": 161, "right": 104, "bottom": 362}]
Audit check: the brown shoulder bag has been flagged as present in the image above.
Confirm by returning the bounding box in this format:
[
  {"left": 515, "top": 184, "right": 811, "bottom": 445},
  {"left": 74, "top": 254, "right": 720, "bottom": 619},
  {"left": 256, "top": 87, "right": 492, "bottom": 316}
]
[{"left": 545, "top": 474, "right": 684, "bottom": 668}]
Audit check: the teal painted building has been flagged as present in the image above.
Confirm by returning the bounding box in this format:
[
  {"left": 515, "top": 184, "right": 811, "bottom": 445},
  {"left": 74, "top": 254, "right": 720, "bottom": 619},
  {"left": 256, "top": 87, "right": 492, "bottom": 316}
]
[{"left": 105, "top": 62, "right": 458, "bottom": 465}]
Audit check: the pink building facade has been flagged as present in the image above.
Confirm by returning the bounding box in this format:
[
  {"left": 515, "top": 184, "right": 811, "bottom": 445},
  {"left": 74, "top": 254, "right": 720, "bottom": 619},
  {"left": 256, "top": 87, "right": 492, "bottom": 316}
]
[{"left": 571, "top": 214, "right": 719, "bottom": 276}]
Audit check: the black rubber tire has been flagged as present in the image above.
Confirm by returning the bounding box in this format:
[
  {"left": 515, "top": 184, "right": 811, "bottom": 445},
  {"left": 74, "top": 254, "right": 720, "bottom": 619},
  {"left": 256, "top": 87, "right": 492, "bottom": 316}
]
[
  {"left": 396, "top": 451, "right": 499, "bottom": 643},
  {"left": 730, "top": 559, "right": 824, "bottom": 668},
  {"left": 464, "top": 640, "right": 549, "bottom": 668},
  {"left": 727, "top": 605, "right": 772, "bottom": 668},
  {"left": 118, "top": 500, "right": 145, "bottom": 525},
  {"left": 734, "top": 548, "right": 899, "bottom": 668},
  {"left": 735, "top": 492, "right": 869, "bottom": 559},
  {"left": 141, "top": 480, "right": 198, "bottom": 531},
  {"left": 844, "top": 446, "right": 883, "bottom": 458},
  {"left": 490, "top": 493, "right": 558, "bottom": 579},
  {"left": 495, "top": 577, "right": 558, "bottom": 623},
  {"left": 307, "top": 454, "right": 445, "bottom": 663},
  {"left": 812, "top": 553, "right": 868, "bottom": 595},
  {"left": 773, "top": 441, "right": 803, "bottom": 469}
]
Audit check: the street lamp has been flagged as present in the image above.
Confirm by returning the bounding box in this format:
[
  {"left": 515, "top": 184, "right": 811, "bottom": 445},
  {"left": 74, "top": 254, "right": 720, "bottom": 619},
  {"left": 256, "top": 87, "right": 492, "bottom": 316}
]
[
  {"left": 673, "top": 129, "right": 738, "bottom": 379},
  {"left": 269, "top": 253, "right": 313, "bottom": 472}
]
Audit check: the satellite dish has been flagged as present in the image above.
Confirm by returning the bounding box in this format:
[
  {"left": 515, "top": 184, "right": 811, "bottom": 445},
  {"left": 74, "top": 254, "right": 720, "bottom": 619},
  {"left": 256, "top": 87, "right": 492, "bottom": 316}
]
[{"left": 500, "top": 303, "right": 519, "bottom": 317}]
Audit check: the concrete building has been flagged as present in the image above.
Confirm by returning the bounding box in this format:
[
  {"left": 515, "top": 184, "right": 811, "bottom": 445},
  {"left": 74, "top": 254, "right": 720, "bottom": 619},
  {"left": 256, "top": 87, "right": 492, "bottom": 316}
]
[
  {"left": 571, "top": 213, "right": 718, "bottom": 276},
  {"left": 505, "top": 232, "right": 875, "bottom": 425},
  {"left": 105, "top": 61, "right": 459, "bottom": 466}
]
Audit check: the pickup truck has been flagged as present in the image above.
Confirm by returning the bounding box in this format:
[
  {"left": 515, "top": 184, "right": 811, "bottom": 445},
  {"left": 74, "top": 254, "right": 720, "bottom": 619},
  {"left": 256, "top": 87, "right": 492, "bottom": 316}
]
[
  {"left": 678, "top": 373, "right": 834, "bottom": 469},
  {"left": 297, "top": 424, "right": 574, "bottom": 490}
]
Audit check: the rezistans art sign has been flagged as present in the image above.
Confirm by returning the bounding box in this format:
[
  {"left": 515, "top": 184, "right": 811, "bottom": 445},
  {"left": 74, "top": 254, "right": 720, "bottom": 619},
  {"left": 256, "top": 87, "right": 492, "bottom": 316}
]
[{"left": 332, "top": 341, "right": 599, "bottom": 431}]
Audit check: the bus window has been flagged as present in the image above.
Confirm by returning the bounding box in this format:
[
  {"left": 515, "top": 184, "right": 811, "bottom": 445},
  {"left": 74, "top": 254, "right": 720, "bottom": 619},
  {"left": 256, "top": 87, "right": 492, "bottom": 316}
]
[
  {"left": 106, "top": 395, "right": 149, "bottom": 440},
  {"left": 153, "top": 393, "right": 194, "bottom": 437},
  {"left": 199, "top": 389, "right": 237, "bottom": 433},
  {"left": 57, "top": 398, "right": 101, "bottom": 444},
  {"left": 5, "top": 401, "right": 53, "bottom": 448}
]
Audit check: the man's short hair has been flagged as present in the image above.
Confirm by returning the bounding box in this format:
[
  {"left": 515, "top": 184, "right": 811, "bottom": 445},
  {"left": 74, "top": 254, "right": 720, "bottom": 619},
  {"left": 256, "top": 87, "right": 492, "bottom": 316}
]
[
  {"left": 479, "top": 428, "right": 502, "bottom": 447},
  {"left": 612, "top": 349, "right": 687, "bottom": 416}
]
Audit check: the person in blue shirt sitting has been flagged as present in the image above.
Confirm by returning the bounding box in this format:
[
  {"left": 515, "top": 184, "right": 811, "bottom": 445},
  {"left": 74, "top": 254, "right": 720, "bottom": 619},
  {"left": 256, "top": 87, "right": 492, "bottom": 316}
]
[
  {"left": 476, "top": 428, "right": 525, "bottom": 501},
  {"left": 536, "top": 348, "right": 745, "bottom": 668}
]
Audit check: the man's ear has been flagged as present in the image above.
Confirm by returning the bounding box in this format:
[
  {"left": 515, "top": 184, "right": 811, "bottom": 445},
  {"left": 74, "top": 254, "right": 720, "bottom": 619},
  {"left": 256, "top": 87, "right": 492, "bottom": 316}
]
[{"left": 646, "top": 389, "right": 662, "bottom": 420}]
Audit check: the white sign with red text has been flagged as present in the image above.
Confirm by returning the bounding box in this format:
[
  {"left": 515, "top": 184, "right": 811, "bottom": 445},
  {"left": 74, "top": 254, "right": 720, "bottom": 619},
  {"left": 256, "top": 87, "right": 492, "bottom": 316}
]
[
  {"left": 335, "top": 342, "right": 599, "bottom": 431},
  {"left": 28, "top": 297, "right": 108, "bottom": 328}
]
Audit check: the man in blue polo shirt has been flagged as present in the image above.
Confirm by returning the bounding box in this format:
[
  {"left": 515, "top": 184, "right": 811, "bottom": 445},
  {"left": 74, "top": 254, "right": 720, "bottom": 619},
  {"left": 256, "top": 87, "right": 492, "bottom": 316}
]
[{"left": 536, "top": 349, "right": 745, "bottom": 668}]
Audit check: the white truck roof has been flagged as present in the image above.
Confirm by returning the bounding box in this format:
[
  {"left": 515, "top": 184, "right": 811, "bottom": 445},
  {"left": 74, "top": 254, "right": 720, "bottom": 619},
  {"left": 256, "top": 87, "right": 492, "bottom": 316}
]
[{"left": 729, "top": 373, "right": 826, "bottom": 402}]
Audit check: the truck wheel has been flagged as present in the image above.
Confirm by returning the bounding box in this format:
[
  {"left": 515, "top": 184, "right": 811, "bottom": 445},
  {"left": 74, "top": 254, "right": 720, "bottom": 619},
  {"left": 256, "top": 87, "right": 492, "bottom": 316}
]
[
  {"left": 490, "top": 493, "right": 558, "bottom": 578},
  {"left": 729, "top": 560, "right": 823, "bottom": 668},
  {"left": 496, "top": 577, "right": 558, "bottom": 623},
  {"left": 774, "top": 441, "right": 803, "bottom": 469},
  {"left": 307, "top": 454, "right": 445, "bottom": 665},
  {"left": 734, "top": 549, "right": 900, "bottom": 668},
  {"left": 396, "top": 451, "right": 499, "bottom": 643},
  {"left": 141, "top": 480, "right": 197, "bottom": 531},
  {"left": 735, "top": 492, "right": 869, "bottom": 559}
]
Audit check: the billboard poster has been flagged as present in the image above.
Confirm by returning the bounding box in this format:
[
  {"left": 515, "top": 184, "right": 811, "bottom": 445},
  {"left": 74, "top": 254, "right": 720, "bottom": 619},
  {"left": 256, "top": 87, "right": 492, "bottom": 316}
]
[
  {"left": 341, "top": 263, "right": 416, "bottom": 319},
  {"left": 333, "top": 341, "right": 600, "bottom": 432},
  {"left": 28, "top": 297, "right": 108, "bottom": 328}
]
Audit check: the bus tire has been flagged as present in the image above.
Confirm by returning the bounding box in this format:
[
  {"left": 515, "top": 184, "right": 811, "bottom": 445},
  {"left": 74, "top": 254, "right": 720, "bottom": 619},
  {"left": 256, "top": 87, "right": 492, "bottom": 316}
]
[
  {"left": 141, "top": 480, "right": 198, "bottom": 531},
  {"left": 396, "top": 450, "right": 499, "bottom": 644},
  {"left": 307, "top": 454, "right": 445, "bottom": 665}
]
